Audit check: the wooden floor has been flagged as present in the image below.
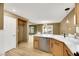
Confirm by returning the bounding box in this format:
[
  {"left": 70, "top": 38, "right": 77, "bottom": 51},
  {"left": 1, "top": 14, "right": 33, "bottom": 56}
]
[{"left": 5, "top": 41, "right": 52, "bottom": 56}]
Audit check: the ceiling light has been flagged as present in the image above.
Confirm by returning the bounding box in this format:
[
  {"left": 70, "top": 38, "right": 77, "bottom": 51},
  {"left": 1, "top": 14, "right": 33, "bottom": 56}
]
[
  {"left": 41, "top": 21, "right": 50, "bottom": 24},
  {"left": 12, "top": 9, "right": 16, "bottom": 12}
]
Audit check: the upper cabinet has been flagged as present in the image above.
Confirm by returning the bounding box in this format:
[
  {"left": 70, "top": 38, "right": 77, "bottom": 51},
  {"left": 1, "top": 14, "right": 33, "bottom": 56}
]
[
  {"left": 75, "top": 3, "right": 79, "bottom": 25},
  {"left": 0, "top": 3, "right": 4, "bottom": 30}
]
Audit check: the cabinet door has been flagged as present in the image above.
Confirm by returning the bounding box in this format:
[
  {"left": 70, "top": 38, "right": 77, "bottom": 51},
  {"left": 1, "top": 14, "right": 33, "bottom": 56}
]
[
  {"left": 63, "top": 44, "right": 73, "bottom": 56},
  {"left": 52, "top": 40, "right": 63, "bottom": 56},
  {"left": 64, "top": 46, "right": 70, "bottom": 56},
  {"left": 48, "top": 39, "right": 51, "bottom": 48},
  {"left": 34, "top": 40, "right": 39, "bottom": 49},
  {"left": 76, "top": 3, "right": 79, "bottom": 25},
  {"left": 33, "top": 36, "right": 39, "bottom": 49},
  {"left": 0, "top": 3, "right": 4, "bottom": 30},
  {"left": 50, "top": 39, "right": 54, "bottom": 53}
]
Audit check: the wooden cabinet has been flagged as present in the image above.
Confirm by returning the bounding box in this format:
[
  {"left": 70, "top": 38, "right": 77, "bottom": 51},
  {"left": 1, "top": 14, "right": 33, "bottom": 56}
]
[
  {"left": 76, "top": 3, "right": 79, "bottom": 25},
  {"left": 50, "top": 39, "right": 54, "bottom": 53},
  {"left": 48, "top": 38, "right": 52, "bottom": 53},
  {"left": 33, "top": 36, "right": 39, "bottom": 49},
  {"left": 53, "top": 40, "right": 63, "bottom": 56},
  {"left": 33, "top": 36, "right": 73, "bottom": 56},
  {"left": 63, "top": 44, "right": 73, "bottom": 56},
  {"left": 50, "top": 39, "right": 73, "bottom": 56},
  {"left": 50, "top": 39, "right": 63, "bottom": 56},
  {"left": 0, "top": 3, "right": 4, "bottom": 30}
]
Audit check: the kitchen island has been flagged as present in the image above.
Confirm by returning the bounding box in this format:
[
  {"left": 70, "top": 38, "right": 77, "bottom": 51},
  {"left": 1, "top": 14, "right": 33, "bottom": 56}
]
[{"left": 33, "top": 34, "right": 79, "bottom": 56}]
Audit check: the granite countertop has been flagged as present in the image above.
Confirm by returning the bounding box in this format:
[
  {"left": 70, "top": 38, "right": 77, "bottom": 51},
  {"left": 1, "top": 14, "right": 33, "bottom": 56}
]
[{"left": 34, "top": 34, "right": 79, "bottom": 54}]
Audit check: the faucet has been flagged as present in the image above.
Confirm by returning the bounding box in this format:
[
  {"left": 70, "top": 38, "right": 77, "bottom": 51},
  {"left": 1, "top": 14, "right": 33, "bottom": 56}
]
[
  {"left": 63, "top": 33, "right": 66, "bottom": 38},
  {"left": 74, "top": 33, "right": 77, "bottom": 39}
]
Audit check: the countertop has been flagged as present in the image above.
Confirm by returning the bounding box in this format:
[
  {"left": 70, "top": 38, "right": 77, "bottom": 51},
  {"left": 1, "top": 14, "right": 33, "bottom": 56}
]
[{"left": 34, "top": 34, "right": 79, "bottom": 54}]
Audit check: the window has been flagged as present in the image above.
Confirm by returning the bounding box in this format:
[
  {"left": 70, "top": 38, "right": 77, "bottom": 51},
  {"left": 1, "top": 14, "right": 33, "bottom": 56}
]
[{"left": 42, "top": 24, "right": 53, "bottom": 34}]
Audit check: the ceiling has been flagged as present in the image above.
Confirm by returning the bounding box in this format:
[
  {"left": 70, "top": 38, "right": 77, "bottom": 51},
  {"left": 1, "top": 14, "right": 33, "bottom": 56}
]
[{"left": 4, "top": 3, "right": 75, "bottom": 24}]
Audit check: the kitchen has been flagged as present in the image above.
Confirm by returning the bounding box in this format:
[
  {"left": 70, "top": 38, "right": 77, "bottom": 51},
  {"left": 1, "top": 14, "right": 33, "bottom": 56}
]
[
  {"left": 0, "top": 3, "right": 79, "bottom": 56},
  {"left": 31, "top": 3, "right": 79, "bottom": 56}
]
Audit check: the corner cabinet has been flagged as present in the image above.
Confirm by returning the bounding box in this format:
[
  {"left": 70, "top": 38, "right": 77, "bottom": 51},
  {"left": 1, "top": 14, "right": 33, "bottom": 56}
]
[
  {"left": 33, "top": 36, "right": 39, "bottom": 49},
  {"left": 50, "top": 39, "right": 73, "bottom": 56},
  {"left": 0, "top": 3, "right": 4, "bottom": 30}
]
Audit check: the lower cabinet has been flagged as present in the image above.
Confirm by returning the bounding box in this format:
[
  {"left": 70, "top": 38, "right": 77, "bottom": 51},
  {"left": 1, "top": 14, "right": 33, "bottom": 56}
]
[
  {"left": 63, "top": 44, "right": 73, "bottom": 56},
  {"left": 50, "top": 39, "right": 63, "bottom": 56},
  {"left": 33, "top": 36, "right": 73, "bottom": 56},
  {"left": 50, "top": 39, "right": 73, "bottom": 56},
  {"left": 33, "top": 36, "right": 39, "bottom": 49}
]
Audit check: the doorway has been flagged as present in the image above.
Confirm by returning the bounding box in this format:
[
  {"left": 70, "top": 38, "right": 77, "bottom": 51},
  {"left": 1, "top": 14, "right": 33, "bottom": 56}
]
[{"left": 17, "top": 19, "right": 27, "bottom": 47}]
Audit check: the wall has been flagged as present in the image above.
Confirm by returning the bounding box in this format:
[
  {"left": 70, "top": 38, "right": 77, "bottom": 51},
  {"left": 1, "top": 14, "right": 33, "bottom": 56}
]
[
  {"left": 60, "top": 9, "right": 75, "bottom": 35},
  {"left": 5, "top": 11, "right": 28, "bottom": 46},
  {"left": 0, "top": 15, "right": 17, "bottom": 54},
  {"left": 3, "top": 15, "right": 16, "bottom": 52},
  {"left": 0, "top": 30, "right": 4, "bottom": 54},
  {"left": 53, "top": 23, "right": 60, "bottom": 34},
  {"left": 0, "top": 3, "right": 4, "bottom": 30}
]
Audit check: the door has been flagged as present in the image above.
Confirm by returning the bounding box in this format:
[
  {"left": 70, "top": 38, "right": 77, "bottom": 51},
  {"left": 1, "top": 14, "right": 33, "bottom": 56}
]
[
  {"left": 18, "top": 20, "right": 25, "bottom": 43},
  {"left": 4, "top": 16, "right": 16, "bottom": 52},
  {"left": 18, "top": 24, "right": 24, "bottom": 43}
]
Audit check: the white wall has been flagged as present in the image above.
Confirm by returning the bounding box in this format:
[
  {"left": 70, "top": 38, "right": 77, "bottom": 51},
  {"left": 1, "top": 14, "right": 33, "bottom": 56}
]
[
  {"left": 0, "top": 15, "right": 16, "bottom": 54},
  {"left": 0, "top": 30, "right": 4, "bottom": 53}
]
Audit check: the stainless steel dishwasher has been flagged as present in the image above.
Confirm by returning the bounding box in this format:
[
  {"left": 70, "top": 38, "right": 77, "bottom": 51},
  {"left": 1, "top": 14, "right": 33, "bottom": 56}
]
[{"left": 39, "top": 37, "right": 49, "bottom": 52}]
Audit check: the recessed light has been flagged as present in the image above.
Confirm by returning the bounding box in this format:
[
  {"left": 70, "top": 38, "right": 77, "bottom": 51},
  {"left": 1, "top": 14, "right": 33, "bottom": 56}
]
[
  {"left": 66, "top": 19, "right": 69, "bottom": 24},
  {"left": 12, "top": 9, "right": 16, "bottom": 12}
]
